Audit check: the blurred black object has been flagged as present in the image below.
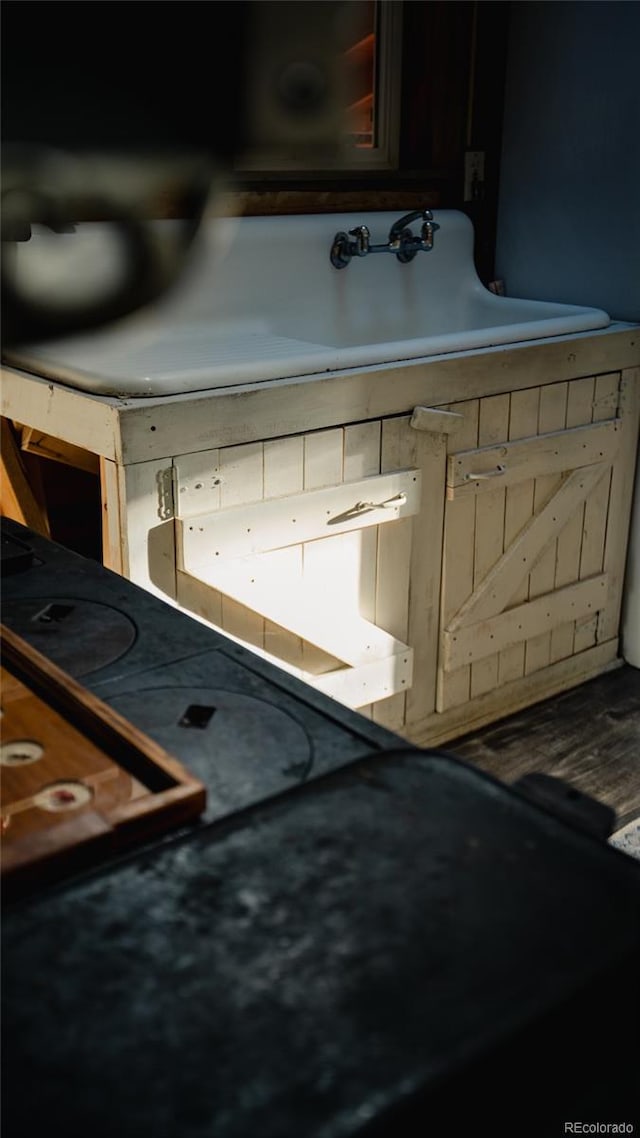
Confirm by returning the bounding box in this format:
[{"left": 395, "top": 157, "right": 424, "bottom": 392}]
[
  {"left": 1, "top": 1, "right": 359, "bottom": 347},
  {"left": 0, "top": 0, "right": 250, "bottom": 344}
]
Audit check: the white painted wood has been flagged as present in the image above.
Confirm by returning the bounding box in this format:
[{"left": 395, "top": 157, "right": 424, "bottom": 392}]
[
  {"left": 436, "top": 399, "right": 479, "bottom": 711},
  {"left": 3, "top": 330, "right": 636, "bottom": 468},
  {"left": 117, "top": 459, "right": 177, "bottom": 600},
  {"left": 176, "top": 570, "right": 411, "bottom": 710},
  {"left": 300, "top": 428, "right": 346, "bottom": 675},
  {"left": 218, "top": 442, "right": 265, "bottom": 649},
  {"left": 575, "top": 373, "right": 620, "bottom": 651},
  {"left": 173, "top": 449, "right": 222, "bottom": 517},
  {"left": 498, "top": 386, "right": 539, "bottom": 685},
  {"left": 410, "top": 406, "right": 464, "bottom": 433},
  {"left": 409, "top": 639, "right": 621, "bottom": 748},
  {"left": 404, "top": 427, "right": 448, "bottom": 728},
  {"left": 524, "top": 382, "right": 568, "bottom": 674},
  {"left": 176, "top": 469, "right": 421, "bottom": 566},
  {"left": 262, "top": 435, "right": 305, "bottom": 671},
  {"left": 549, "top": 376, "right": 596, "bottom": 663},
  {"left": 442, "top": 574, "right": 608, "bottom": 671},
  {"left": 449, "top": 462, "right": 610, "bottom": 631},
  {"left": 109, "top": 326, "right": 639, "bottom": 463},
  {"left": 447, "top": 418, "right": 620, "bottom": 498},
  {"left": 174, "top": 448, "right": 224, "bottom": 627},
  {"left": 469, "top": 393, "right": 511, "bottom": 699},
  {"left": 304, "top": 428, "right": 344, "bottom": 490},
  {"left": 194, "top": 557, "right": 411, "bottom": 668},
  {"left": 598, "top": 367, "right": 640, "bottom": 642},
  {"left": 374, "top": 417, "right": 413, "bottom": 729},
  {"left": 574, "top": 614, "right": 599, "bottom": 654},
  {"left": 313, "top": 651, "right": 413, "bottom": 708},
  {"left": 0, "top": 366, "right": 122, "bottom": 460},
  {"left": 3, "top": 328, "right": 637, "bottom": 738},
  {"left": 591, "top": 374, "right": 620, "bottom": 418},
  {"left": 176, "top": 567, "right": 222, "bottom": 630},
  {"left": 342, "top": 421, "right": 382, "bottom": 717}
]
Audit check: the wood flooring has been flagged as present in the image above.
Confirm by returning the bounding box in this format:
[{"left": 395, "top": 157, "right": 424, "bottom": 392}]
[{"left": 451, "top": 663, "right": 640, "bottom": 828}]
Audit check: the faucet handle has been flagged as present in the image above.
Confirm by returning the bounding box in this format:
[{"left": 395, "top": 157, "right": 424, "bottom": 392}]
[
  {"left": 348, "top": 225, "right": 370, "bottom": 256},
  {"left": 420, "top": 217, "right": 440, "bottom": 251}
]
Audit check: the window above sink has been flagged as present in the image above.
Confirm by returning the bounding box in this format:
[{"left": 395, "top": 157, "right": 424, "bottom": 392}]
[{"left": 236, "top": 1, "right": 403, "bottom": 175}]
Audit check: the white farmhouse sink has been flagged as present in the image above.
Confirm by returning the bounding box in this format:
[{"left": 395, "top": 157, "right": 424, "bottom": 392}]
[{"left": 5, "top": 211, "right": 610, "bottom": 397}]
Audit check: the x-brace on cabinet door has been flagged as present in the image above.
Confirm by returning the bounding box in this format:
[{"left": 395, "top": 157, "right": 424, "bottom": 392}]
[{"left": 436, "top": 370, "right": 639, "bottom": 716}]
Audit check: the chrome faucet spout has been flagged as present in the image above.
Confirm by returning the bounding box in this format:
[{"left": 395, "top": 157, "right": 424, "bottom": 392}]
[
  {"left": 348, "top": 225, "right": 370, "bottom": 256},
  {"left": 330, "top": 209, "right": 439, "bottom": 269},
  {"left": 388, "top": 208, "right": 435, "bottom": 243}
]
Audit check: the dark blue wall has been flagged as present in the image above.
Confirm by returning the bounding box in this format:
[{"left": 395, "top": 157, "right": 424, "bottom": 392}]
[{"left": 495, "top": 1, "right": 640, "bottom": 322}]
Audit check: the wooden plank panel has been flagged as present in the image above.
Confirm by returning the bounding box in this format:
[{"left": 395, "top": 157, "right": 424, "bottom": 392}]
[
  {"left": 591, "top": 372, "right": 620, "bottom": 419},
  {"left": 99, "top": 457, "right": 124, "bottom": 575},
  {"left": 20, "top": 428, "right": 100, "bottom": 474},
  {"left": 206, "top": 560, "right": 411, "bottom": 667},
  {"left": 498, "top": 386, "right": 539, "bottom": 684},
  {"left": 118, "top": 459, "right": 177, "bottom": 601},
  {"left": 550, "top": 377, "right": 596, "bottom": 663},
  {"left": 404, "top": 427, "right": 447, "bottom": 727},
  {"left": 436, "top": 399, "right": 479, "bottom": 711},
  {"left": 219, "top": 442, "right": 265, "bottom": 649},
  {"left": 108, "top": 327, "right": 639, "bottom": 464},
  {"left": 442, "top": 574, "right": 607, "bottom": 671},
  {"left": 304, "top": 428, "right": 344, "bottom": 489},
  {"left": 574, "top": 614, "right": 599, "bottom": 654},
  {"left": 450, "top": 462, "right": 608, "bottom": 631},
  {"left": 1, "top": 417, "right": 50, "bottom": 536},
  {"left": 1, "top": 368, "right": 122, "bottom": 462},
  {"left": 410, "top": 639, "right": 621, "bottom": 749},
  {"left": 375, "top": 416, "right": 413, "bottom": 729},
  {"left": 174, "top": 449, "right": 222, "bottom": 518},
  {"left": 525, "top": 382, "right": 568, "bottom": 674},
  {"left": 446, "top": 418, "right": 619, "bottom": 497},
  {"left": 178, "top": 469, "right": 420, "bottom": 564},
  {"left": 262, "top": 435, "right": 305, "bottom": 669},
  {"left": 598, "top": 367, "right": 640, "bottom": 642},
  {"left": 470, "top": 393, "right": 511, "bottom": 698},
  {"left": 313, "top": 650, "right": 413, "bottom": 708},
  {"left": 176, "top": 569, "right": 224, "bottom": 634},
  {"left": 343, "top": 421, "right": 382, "bottom": 717},
  {"left": 574, "top": 373, "right": 620, "bottom": 651},
  {"left": 410, "top": 406, "right": 464, "bottom": 434},
  {"left": 302, "top": 428, "right": 346, "bottom": 675},
  {"left": 174, "top": 448, "right": 224, "bottom": 626}
]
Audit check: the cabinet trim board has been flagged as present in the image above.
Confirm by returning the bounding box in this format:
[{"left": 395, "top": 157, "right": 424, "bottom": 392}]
[
  {"left": 411, "top": 639, "right": 621, "bottom": 748},
  {"left": 176, "top": 468, "right": 421, "bottom": 565},
  {"left": 442, "top": 573, "right": 608, "bottom": 671},
  {"left": 447, "top": 462, "right": 611, "bottom": 631},
  {"left": 446, "top": 418, "right": 620, "bottom": 498}
]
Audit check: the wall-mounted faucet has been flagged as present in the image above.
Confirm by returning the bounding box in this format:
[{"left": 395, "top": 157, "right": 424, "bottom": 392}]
[{"left": 330, "top": 209, "right": 440, "bottom": 269}]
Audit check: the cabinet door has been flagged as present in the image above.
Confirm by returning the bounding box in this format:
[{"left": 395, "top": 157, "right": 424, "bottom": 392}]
[
  {"left": 436, "top": 371, "right": 638, "bottom": 719},
  {"left": 173, "top": 416, "right": 447, "bottom": 724}
]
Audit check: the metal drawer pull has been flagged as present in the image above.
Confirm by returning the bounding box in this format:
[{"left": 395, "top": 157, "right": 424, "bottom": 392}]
[
  {"left": 465, "top": 464, "right": 506, "bottom": 481},
  {"left": 328, "top": 492, "right": 409, "bottom": 526},
  {"left": 353, "top": 492, "right": 408, "bottom": 512}
]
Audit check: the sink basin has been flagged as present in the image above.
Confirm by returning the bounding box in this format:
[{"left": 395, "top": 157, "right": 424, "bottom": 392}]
[{"left": 4, "top": 211, "right": 611, "bottom": 397}]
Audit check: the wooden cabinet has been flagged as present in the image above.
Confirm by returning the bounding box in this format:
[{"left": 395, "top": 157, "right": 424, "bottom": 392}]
[
  {"left": 2, "top": 331, "right": 638, "bottom": 748},
  {"left": 168, "top": 366, "right": 639, "bottom": 748},
  {"left": 172, "top": 414, "right": 447, "bottom": 731},
  {"left": 410, "top": 368, "right": 639, "bottom": 746}
]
